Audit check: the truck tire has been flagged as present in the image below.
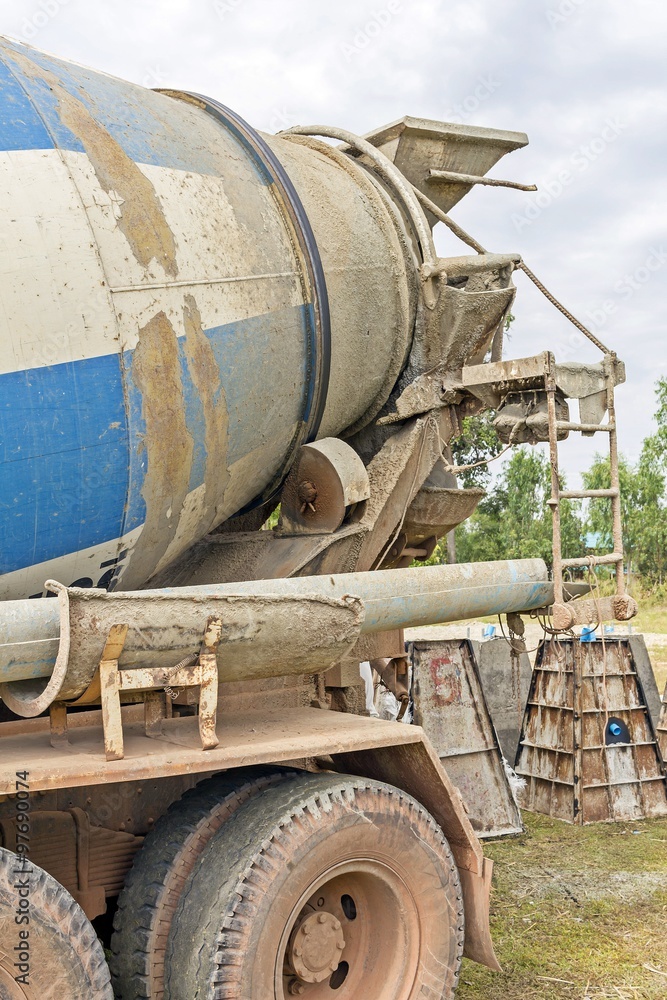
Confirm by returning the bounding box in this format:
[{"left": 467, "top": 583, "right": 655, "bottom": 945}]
[
  {"left": 110, "top": 767, "right": 295, "bottom": 1000},
  {"left": 165, "top": 773, "right": 465, "bottom": 1000},
  {"left": 0, "top": 847, "right": 112, "bottom": 999}
]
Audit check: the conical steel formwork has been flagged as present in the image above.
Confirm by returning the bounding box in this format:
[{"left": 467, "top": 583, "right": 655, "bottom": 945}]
[
  {"left": 410, "top": 639, "right": 523, "bottom": 838},
  {"left": 658, "top": 682, "right": 667, "bottom": 759},
  {"left": 515, "top": 637, "right": 667, "bottom": 824}
]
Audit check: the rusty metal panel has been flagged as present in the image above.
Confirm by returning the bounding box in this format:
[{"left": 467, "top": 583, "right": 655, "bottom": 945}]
[
  {"left": 516, "top": 638, "right": 667, "bottom": 825},
  {"left": 410, "top": 639, "right": 522, "bottom": 838},
  {"left": 473, "top": 638, "right": 534, "bottom": 765},
  {"left": 0, "top": 708, "right": 429, "bottom": 797},
  {"left": 627, "top": 635, "right": 664, "bottom": 729},
  {"left": 658, "top": 682, "right": 667, "bottom": 759}
]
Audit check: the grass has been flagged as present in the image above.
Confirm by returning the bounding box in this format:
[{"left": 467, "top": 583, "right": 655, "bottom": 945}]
[
  {"left": 631, "top": 602, "right": 667, "bottom": 635},
  {"left": 457, "top": 812, "right": 667, "bottom": 1000},
  {"left": 448, "top": 603, "right": 667, "bottom": 634},
  {"left": 650, "top": 651, "right": 667, "bottom": 696},
  {"left": 630, "top": 599, "right": 667, "bottom": 694}
]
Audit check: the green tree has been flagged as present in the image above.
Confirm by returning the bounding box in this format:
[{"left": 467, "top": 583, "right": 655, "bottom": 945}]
[
  {"left": 583, "top": 378, "right": 667, "bottom": 588},
  {"left": 641, "top": 376, "right": 667, "bottom": 467},
  {"left": 455, "top": 446, "right": 584, "bottom": 569},
  {"left": 449, "top": 411, "right": 504, "bottom": 489},
  {"left": 448, "top": 315, "right": 515, "bottom": 490}
]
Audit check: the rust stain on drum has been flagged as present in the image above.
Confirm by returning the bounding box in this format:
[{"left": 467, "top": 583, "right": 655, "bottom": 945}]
[
  {"left": 130, "top": 312, "right": 194, "bottom": 583},
  {"left": 6, "top": 48, "right": 178, "bottom": 277},
  {"left": 183, "top": 294, "right": 230, "bottom": 530}
]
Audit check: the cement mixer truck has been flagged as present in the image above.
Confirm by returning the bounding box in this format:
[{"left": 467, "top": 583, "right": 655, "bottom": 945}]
[{"left": 0, "top": 37, "right": 635, "bottom": 1000}]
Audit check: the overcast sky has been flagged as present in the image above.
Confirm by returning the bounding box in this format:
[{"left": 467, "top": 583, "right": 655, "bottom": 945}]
[{"left": 1, "top": 0, "right": 665, "bottom": 483}]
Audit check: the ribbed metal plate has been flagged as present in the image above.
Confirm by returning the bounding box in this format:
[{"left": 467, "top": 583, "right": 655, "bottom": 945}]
[{"left": 410, "top": 639, "right": 522, "bottom": 838}]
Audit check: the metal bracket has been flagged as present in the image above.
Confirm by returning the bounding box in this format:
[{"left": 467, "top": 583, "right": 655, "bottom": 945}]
[
  {"left": 100, "top": 619, "right": 221, "bottom": 762},
  {"left": 49, "top": 701, "right": 70, "bottom": 749},
  {"left": 552, "top": 594, "right": 638, "bottom": 631}
]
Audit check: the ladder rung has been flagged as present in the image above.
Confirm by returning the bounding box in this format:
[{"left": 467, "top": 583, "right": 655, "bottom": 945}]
[
  {"left": 559, "top": 489, "right": 619, "bottom": 499},
  {"left": 556, "top": 421, "right": 615, "bottom": 433},
  {"left": 561, "top": 552, "right": 623, "bottom": 567}
]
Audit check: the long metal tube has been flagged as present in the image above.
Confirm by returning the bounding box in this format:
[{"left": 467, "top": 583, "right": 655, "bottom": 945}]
[
  {"left": 0, "top": 559, "right": 552, "bottom": 686},
  {"left": 174, "top": 557, "right": 553, "bottom": 633}
]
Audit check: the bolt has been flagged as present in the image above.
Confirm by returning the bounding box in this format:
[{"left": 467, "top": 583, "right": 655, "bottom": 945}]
[
  {"left": 318, "top": 913, "right": 327, "bottom": 923},
  {"left": 298, "top": 480, "right": 318, "bottom": 514},
  {"left": 288, "top": 980, "right": 305, "bottom": 996},
  {"left": 294, "top": 946, "right": 302, "bottom": 957},
  {"left": 330, "top": 962, "right": 339, "bottom": 972},
  {"left": 298, "top": 480, "right": 318, "bottom": 504},
  {"left": 333, "top": 919, "right": 341, "bottom": 930}
]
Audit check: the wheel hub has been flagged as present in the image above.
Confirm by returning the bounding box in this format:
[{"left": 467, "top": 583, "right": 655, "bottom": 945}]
[
  {"left": 0, "top": 963, "right": 31, "bottom": 998},
  {"left": 290, "top": 911, "right": 346, "bottom": 984}
]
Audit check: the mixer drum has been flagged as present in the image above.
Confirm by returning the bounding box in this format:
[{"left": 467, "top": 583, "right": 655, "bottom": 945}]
[{"left": 0, "top": 39, "right": 416, "bottom": 599}]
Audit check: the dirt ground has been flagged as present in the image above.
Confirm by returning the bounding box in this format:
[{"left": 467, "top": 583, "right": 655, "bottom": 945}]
[{"left": 457, "top": 812, "right": 667, "bottom": 1000}]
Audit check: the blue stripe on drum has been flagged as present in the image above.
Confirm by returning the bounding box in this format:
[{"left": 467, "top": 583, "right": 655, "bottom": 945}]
[
  {"left": 0, "top": 56, "right": 67, "bottom": 152},
  {"left": 0, "top": 306, "right": 310, "bottom": 576},
  {"left": 0, "top": 40, "right": 270, "bottom": 183},
  {"left": 0, "top": 352, "right": 131, "bottom": 575}
]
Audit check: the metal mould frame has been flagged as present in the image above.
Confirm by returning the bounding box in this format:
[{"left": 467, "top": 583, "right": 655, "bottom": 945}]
[
  {"left": 410, "top": 638, "right": 523, "bottom": 838},
  {"left": 516, "top": 638, "right": 667, "bottom": 824}
]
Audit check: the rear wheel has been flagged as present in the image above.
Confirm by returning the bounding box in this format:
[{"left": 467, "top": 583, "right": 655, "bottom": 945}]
[
  {"left": 165, "top": 773, "right": 465, "bottom": 999},
  {"left": 0, "top": 847, "right": 112, "bottom": 999},
  {"left": 110, "top": 767, "right": 295, "bottom": 999}
]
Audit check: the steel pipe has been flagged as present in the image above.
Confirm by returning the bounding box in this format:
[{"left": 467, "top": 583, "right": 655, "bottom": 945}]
[
  {"left": 197, "top": 557, "right": 553, "bottom": 634},
  {"left": 0, "top": 559, "right": 552, "bottom": 689}
]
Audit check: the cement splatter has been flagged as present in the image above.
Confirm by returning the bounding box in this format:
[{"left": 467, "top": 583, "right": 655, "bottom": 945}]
[
  {"left": 4, "top": 45, "right": 179, "bottom": 277},
  {"left": 127, "top": 311, "right": 194, "bottom": 585},
  {"left": 182, "top": 293, "right": 230, "bottom": 532}
]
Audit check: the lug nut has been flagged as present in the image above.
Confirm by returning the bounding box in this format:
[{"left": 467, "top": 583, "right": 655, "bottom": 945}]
[{"left": 288, "top": 980, "right": 305, "bottom": 996}]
